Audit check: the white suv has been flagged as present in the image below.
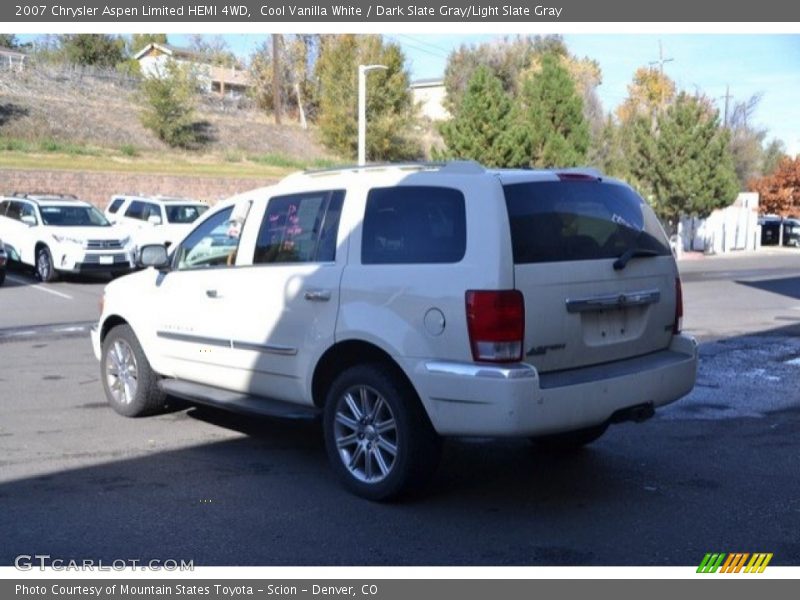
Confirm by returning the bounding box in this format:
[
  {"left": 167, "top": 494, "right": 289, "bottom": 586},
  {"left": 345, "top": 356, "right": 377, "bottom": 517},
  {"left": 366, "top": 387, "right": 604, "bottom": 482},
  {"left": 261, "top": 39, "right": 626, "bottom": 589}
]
[
  {"left": 0, "top": 194, "right": 135, "bottom": 281},
  {"left": 91, "top": 162, "right": 698, "bottom": 500},
  {"left": 105, "top": 194, "right": 208, "bottom": 250}
]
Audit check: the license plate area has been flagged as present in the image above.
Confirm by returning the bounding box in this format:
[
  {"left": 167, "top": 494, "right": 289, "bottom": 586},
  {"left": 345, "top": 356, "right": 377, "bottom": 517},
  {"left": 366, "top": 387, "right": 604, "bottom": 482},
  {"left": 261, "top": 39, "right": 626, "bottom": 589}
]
[
  {"left": 99, "top": 255, "right": 114, "bottom": 265},
  {"left": 582, "top": 306, "right": 647, "bottom": 346}
]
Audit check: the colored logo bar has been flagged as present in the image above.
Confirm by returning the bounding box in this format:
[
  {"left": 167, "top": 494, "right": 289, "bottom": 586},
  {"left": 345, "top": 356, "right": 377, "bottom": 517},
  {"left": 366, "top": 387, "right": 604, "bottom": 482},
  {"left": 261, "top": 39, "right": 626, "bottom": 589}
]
[{"left": 697, "top": 553, "right": 773, "bottom": 573}]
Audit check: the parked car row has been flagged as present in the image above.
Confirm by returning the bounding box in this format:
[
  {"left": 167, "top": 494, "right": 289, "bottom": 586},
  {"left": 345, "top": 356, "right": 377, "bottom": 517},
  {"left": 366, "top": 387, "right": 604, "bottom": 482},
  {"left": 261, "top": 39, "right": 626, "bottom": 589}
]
[
  {"left": 0, "top": 192, "right": 208, "bottom": 281},
  {"left": 0, "top": 234, "right": 6, "bottom": 285},
  {"left": 105, "top": 194, "right": 209, "bottom": 250},
  {"left": 759, "top": 215, "right": 800, "bottom": 247}
]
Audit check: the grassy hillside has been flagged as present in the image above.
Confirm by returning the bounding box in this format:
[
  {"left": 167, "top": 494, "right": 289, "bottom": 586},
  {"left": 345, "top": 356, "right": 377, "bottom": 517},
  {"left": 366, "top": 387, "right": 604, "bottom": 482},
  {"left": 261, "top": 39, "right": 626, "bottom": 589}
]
[{"left": 0, "top": 64, "right": 338, "bottom": 177}]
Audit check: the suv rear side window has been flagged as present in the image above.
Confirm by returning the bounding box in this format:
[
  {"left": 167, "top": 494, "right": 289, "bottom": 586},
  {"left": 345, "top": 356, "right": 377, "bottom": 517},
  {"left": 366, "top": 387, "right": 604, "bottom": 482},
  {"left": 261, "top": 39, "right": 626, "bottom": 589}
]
[
  {"left": 503, "top": 181, "right": 670, "bottom": 264},
  {"left": 107, "top": 198, "right": 125, "bottom": 214},
  {"left": 254, "top": 190, "right": 344, "bottom": 264},
  {"left": 362, "top": 186, "right": 466, "bottom": 265}
]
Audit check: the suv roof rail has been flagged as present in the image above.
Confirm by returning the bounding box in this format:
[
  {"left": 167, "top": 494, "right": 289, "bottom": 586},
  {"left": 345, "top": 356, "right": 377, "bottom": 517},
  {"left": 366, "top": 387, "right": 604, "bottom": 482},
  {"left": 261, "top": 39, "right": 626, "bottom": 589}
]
[
  {"left": 11, "top": 192, "right": 80, "bottom": 200},
  {"left": 440, "top": 160, "right": 485, "bottom": 174},
  {"left": 282, "top": 160, "right": 487, "bottom": 184},
  {"left": 553, "top": 167, "right": 603, "bottom": 179}
]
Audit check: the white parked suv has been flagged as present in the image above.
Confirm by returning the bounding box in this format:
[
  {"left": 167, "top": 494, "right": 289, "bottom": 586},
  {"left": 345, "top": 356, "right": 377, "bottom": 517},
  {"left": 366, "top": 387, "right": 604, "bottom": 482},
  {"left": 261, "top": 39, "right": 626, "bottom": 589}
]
[
  {"left": 0, "top": 235, "right": 6, "bottom": 285},
  {"left": 0, "top": 194, "right": 136, "bottom": 281},
  {"left": 105, "top": 194, "right": 208, "bottom": 250},
  {"left": 91, "top": 162, "right": 698, "bottom": 499}
]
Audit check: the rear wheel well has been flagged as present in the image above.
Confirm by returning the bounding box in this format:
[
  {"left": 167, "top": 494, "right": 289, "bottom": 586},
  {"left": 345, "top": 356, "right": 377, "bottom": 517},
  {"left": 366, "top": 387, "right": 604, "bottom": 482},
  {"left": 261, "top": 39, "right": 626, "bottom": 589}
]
[{"left": 312, "top": 341, "right": 420, "bottom": 411}]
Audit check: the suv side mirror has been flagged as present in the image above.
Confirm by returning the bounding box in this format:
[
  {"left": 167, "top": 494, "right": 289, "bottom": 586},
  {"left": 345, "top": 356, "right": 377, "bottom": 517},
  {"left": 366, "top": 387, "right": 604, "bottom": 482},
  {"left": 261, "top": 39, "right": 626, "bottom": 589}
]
[
  {"left": 21, "top": 215, "right": 37, "bottom": 226},
  {"left": 147, "top": 215, "right": 162, "bottom": 226},
  {"left": 137, "top": 244, "right": 169, "bottom": 270}
]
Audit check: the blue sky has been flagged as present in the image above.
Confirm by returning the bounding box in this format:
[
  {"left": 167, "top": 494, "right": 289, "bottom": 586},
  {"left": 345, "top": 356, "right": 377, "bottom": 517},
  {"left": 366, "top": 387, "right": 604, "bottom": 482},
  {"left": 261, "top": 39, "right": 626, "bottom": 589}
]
[{"left": 19, "top": 33, "right": 800, "bottom": 155}]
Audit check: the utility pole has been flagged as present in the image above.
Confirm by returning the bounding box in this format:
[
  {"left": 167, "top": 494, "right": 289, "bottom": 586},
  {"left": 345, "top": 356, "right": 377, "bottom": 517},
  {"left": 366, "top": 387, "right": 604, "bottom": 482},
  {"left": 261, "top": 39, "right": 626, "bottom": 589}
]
[
  {"left": 649, "top": 39, "right": 674, "bottom": 75},
  {"left": 272, "top": 34, "right": 282, "bottom": 125},
  {"left": 649, "top": 40, "right": 674, "bottom": 112},
  {"left": 719, "top": 85, "right": 733, "bottom": 128}
]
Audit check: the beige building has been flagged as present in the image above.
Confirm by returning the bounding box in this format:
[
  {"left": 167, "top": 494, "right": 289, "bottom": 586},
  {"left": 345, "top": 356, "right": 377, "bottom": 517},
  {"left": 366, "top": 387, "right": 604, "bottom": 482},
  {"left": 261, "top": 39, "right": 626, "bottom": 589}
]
[
  {"left": 134, "top": 43, "right": 251, "bottom": 97},
  {"left": 410, "top": 78, "right": 449, "bottom": 121}
]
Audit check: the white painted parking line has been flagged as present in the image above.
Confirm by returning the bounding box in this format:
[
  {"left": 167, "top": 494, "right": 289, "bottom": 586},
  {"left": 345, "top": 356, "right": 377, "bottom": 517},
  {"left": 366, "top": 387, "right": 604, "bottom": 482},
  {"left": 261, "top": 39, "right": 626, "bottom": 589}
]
[{"left": 5, "top": 275, "right": 73, "bottom": 300}]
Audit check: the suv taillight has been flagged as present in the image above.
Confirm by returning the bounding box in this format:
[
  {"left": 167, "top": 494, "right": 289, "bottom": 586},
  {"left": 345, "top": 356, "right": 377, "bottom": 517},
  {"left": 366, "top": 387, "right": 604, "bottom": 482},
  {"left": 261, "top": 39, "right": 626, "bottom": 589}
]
[
  {"left": 673, "top": 277, "right": 683, "bottom": 334},
  {"left": 465, "top": 290, "right": 525, "bottom": 363}
]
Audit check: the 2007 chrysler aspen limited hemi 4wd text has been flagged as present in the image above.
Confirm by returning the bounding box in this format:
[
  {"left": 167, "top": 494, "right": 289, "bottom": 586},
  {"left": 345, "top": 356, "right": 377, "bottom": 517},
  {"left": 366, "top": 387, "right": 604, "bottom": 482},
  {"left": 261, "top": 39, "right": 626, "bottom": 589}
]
[{"left": 91, "top": 162, "right": 698, "bottom": 500}]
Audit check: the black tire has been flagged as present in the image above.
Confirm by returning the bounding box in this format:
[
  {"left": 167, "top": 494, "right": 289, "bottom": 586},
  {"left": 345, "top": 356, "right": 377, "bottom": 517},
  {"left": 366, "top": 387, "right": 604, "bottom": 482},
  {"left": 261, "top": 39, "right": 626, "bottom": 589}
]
[
  {"left": 36, "top": 246, "right": 57, "bottom": 282},
  {"left": 323, "top": 364, "right": 441, "bottom": 501},
  {"left": 101, "top": 324, "right": 166, "bottom": 417},
  {"left": 530, "top": 422, "right": 609, "bottom": 453},
  {"left": 0, "top": 269, "right": 5, "bottom": 286}
]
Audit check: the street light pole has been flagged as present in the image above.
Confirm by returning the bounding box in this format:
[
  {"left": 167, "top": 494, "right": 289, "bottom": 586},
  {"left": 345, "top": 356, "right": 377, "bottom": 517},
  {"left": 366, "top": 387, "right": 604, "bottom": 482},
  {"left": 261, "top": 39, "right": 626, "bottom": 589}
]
[{"left": 358, "top": 64, "right": 388, "bottom": 166}]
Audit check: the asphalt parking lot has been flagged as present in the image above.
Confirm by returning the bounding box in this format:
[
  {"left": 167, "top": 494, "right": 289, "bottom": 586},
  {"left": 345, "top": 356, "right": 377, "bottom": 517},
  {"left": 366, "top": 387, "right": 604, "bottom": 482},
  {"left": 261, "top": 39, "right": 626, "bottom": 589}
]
[{"left": 1, "top": 251, "right": 799, "bottom": 566}]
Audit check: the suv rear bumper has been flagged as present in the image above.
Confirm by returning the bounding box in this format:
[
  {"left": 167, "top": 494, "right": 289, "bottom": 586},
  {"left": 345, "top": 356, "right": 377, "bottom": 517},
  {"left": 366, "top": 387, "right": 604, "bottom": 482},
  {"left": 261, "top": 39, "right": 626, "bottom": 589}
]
[{"left": 411, "top": 334, "right": 698, "bottom": 437}]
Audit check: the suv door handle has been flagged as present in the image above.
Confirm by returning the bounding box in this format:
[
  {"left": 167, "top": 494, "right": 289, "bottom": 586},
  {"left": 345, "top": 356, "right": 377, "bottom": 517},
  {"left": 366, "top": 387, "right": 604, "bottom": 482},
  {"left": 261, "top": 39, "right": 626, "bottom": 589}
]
[
  {"left": 206, "top": 289, "right": 221, "bottom": 299},
  {"left": 304, "top": 289, "right": 331, "bottom": 302}
]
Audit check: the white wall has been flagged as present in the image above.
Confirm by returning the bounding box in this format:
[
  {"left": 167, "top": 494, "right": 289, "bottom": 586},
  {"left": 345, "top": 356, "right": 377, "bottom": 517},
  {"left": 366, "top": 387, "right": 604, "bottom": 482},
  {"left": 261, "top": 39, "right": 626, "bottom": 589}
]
[{"left": 678, "top": 192, "right": 760, "bottom": 254}]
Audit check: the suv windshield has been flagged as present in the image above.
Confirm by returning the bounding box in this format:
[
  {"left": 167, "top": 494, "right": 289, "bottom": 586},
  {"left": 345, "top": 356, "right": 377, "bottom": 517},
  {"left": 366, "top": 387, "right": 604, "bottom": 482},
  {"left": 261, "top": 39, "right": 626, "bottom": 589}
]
[
  {"left": 503, "top": 181, "right": 670, "bottom": 264},
  {"left": 39, "top": 205, "right": 111, "bottom": 227},
  {"left": 166, "top": 204, "right": 208, "bottom": 224}
]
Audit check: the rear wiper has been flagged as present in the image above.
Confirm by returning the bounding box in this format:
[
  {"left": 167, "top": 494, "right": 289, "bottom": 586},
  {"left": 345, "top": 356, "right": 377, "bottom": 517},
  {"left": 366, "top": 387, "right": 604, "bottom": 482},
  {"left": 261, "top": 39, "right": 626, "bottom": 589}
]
[{"left": 613, "top": 246, "right": 661, "bottom": 270}]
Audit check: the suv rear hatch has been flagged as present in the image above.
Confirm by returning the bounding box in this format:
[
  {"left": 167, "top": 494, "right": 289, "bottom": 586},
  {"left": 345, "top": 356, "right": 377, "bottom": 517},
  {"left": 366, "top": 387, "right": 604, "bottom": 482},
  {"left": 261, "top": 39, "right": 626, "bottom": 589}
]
[{"left": 503, "top": 177, "right": 677, "bottom": 374}]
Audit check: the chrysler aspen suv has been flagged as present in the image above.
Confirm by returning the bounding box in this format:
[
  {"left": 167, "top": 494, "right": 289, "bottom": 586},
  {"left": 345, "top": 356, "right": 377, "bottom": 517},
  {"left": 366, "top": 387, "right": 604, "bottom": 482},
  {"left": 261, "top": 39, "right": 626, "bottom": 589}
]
[{"left": 91, "top": 162, "right": 698, "bottom": 500}]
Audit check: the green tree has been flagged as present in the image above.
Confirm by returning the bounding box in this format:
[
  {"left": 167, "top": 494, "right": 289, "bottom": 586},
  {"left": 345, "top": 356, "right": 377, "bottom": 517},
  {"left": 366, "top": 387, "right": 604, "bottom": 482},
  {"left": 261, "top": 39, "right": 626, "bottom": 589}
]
[
  {"left": 761, "top": 138, "right": 788, "bottom": 176},
  {"left": 0, "top": 34, "right": 19, "bottom": 49},
  {"left": 514, "top": 53, "right": 590, "bottom": 168},
  {"left": 59, "top": 34, "right": 125, "bottom": 68},
  {"left": 189, "top": 34, "right": 240, "bottom": 67},
  {"left": 139, "top": 60, "right": 198, "bottom": 148},
  {"left": 315, "top": 34, "right": 419, "bottom": 161},
  {"left": 438, "top": 66, "right": 519, "bottom": 167},
  {"left": 249, "top": 35, "right": 320, "bottom": 124},
  {"left": 443, "top": 35, "right": 567, "bottom": 113},
  {"left": 630, "top": 92, "right": 739, "bottom": 221}
]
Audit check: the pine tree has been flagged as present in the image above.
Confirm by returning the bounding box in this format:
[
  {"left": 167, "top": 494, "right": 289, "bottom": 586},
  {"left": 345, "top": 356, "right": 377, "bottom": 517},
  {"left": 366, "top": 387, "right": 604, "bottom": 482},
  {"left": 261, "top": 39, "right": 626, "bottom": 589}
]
[
  {"left": 59, "top": 34, "right": 125, "bottom": 68},
  {"left": 631, "top": 93, "right": 739, "bottom": 221},
  {"left": 315, "top": 35, "right": 419, "bottom": 161},
  {"left": 140, "top": 60, "right": 198, "bottom": 148},
  {"left": 438, "top": 66, "right": 519, "bottom": 167},
  {"left": 515, "top": 53, "right": 590, "bottom": 168}
]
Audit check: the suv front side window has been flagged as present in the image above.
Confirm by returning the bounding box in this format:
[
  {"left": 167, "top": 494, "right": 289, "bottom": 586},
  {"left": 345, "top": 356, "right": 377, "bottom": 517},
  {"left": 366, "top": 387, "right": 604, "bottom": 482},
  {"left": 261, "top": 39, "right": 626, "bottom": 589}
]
[
  {"left": 5, "top": 201, "right": 24, "bottom": 222},
  {"left": 125, "top": 201, "right": 146, "bottom": 220},
  {"left": 174, "top": 207, "right": 237, "bottom": 270}
]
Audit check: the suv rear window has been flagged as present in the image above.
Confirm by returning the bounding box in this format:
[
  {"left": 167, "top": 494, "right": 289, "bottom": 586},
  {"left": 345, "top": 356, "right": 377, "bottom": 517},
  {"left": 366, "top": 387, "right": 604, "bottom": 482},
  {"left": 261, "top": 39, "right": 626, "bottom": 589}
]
[
  {"left": 107, "top": 198, "right": 125, "bottom": 214},
  {"left": 503, "top": 181, "right": 670, "bottom": 264},
  {"left": 362, "top": 186, "right": 466, "bottom": 265}
]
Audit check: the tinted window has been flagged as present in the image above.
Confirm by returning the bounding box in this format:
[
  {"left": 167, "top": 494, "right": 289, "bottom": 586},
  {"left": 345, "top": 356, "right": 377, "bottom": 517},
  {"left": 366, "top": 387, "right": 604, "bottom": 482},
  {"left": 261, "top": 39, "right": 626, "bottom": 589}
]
[
  {"left": 39, "top": 205, "right": 110, "bottom": 227},
  {"left": 175, "top": 207, "right": 236, "bottom": 270},
  {"left": 4, "top": 201, "right": 23, "bottom": 221},
  {"left": 142, "top": 203, "right": 161, "bottom": 221},
  {"left": 503, "top": 181, "right": 670, "bottom": 264},
  {"left": 361, "top": 186, "right": 466, "bottom": 265},
  {"left": 108, "top": 198, "right": 125, "bottom": 214},
  {"left": 125, "top": 201, "right": 144, "bottom": 220},
  {"left": 165, "top": 204, "right": 208, "bottom": 224},
  {"left": 254, "top": 190, "right": 344, "bottom": 264},
  {"left": 0, "top": 201, "right": 9, "bottom": 217}
]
